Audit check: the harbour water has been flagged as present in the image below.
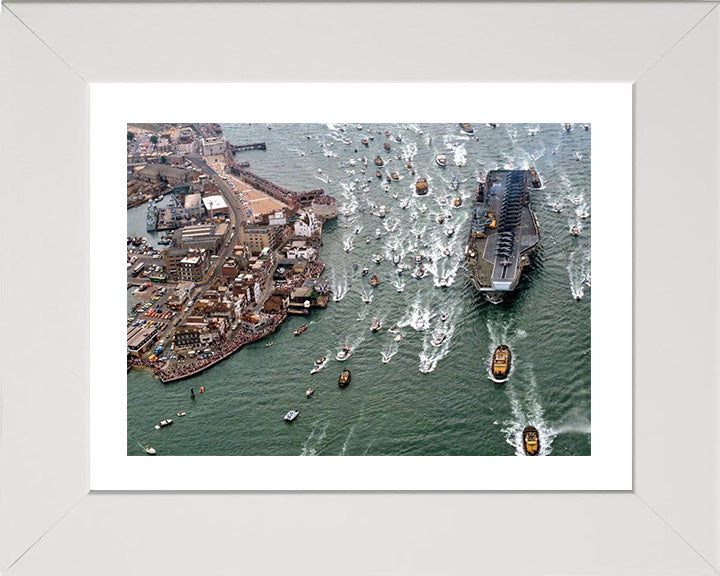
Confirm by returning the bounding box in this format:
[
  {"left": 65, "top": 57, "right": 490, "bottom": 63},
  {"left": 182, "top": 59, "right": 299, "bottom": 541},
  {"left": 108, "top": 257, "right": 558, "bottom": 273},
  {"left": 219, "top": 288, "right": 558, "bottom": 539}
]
[{"left": 127, "top": 123, "right": 591, "bottom": 456}]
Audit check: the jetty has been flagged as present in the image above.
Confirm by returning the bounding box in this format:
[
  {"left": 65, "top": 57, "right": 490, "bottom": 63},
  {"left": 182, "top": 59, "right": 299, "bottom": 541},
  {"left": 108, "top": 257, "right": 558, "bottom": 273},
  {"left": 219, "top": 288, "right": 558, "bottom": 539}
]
[{"left": 228, "top": 142, "right": 267, "bottom": 152}]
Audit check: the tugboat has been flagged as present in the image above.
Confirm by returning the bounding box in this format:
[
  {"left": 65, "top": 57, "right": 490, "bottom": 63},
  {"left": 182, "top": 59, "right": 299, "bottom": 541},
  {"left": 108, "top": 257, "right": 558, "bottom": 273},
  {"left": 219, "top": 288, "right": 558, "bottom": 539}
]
[
  {"left": 491, "top": 345, "right": 512, "bottom": 380},
  {"left": 374, "top": 155, "right": 384, "bottom": 167},
  {"left": 459, "top": 123, "right": 475, "bottom": 135},
  {"left": 435, "top": 154, "right": 448, "bottom": 168},
  {"left": 294, "top": 323, "right": 308, "bottom": 336},
  {"left": 338, "top": 369, "right": 352, "bottom": 388},
  {"left": 522, "top": 426, "right": 540, "bottom": 456},
  {"left": 370, "top": 317, "right": 382, "bottom": 332},
  {"left": 336, "top": 344, "right": 352, "bottom": 361},
  {"left": 369, "top": 274, "right": 380, "bottom": 287},
  {"left": 154, "top": 418, "right": 173, "bottom": 430},
  {"left": 415, "top": 177, "right": 429, "bottom": 195},
  {"left": 284, "top": 409, "right": 299, "bottom": 422}
]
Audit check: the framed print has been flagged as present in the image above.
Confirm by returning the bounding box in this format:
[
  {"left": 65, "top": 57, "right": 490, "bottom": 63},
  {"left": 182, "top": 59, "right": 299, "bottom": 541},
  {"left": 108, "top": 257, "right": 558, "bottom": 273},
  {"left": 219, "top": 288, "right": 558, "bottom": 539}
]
[{"left": 1, "top": 2, "right": 719, "bottom": 575}]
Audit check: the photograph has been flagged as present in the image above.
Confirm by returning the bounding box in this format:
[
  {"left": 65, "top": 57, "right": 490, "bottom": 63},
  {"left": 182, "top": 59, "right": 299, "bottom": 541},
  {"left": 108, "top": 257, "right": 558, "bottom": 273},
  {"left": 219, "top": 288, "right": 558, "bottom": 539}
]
[{"left": 126, "top": 122, "right": 591, "bottom": 457}]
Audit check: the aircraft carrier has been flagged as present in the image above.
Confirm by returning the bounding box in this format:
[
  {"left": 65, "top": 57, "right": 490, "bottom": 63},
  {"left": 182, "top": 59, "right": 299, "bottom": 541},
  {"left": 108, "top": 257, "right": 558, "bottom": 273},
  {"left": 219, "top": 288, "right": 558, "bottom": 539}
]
[{"left": 465, "top": 169, "right": 542, "bottom": 301}]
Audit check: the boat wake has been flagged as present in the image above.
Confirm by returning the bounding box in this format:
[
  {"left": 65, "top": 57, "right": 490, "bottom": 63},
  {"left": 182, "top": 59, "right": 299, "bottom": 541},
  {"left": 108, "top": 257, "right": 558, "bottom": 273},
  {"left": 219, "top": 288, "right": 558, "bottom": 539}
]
[
  {"left": 339, "top": 425, "right": 355, "bottom": 456},
  {"left": 501, "top": 372, "right": 554, "bottom": 456},
  {"left": 381, "top": 342, "right": 399, "bottom": 364},
  {"left": 331, "top": 270, "right": 349, "bottom": 301},
  {"left": 342, "top": 236, "right": 354, "bottom": 253},
  {"left": 568, "top": 249, "right": 591, "bottom": 300},
  {"left": 300, "top": 420, "right": 329, "bottom": 456}
]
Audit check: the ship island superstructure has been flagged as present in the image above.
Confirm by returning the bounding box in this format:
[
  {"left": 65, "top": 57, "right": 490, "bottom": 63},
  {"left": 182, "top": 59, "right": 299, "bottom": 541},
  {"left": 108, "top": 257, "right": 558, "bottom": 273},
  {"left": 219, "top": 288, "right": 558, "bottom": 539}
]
[{"left": 465, "top": 169, "right": 541, "bottom": 299}]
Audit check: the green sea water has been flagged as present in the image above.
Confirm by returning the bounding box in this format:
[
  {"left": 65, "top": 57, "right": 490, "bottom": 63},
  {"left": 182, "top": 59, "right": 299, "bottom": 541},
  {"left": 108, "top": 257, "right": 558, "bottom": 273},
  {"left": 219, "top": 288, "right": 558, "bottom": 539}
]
[{"left": 127, "top": 123, "right": 591, "bottom": 456}]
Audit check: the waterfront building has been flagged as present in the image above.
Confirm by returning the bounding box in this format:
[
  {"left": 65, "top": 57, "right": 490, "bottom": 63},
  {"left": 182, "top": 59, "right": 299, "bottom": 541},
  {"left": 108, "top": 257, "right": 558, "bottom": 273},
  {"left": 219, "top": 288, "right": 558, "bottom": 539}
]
[
  {"left": 293, "top": 209, "right": 319, "bottom": 238},
  {"left": 184, "top": 193, "right": 205, "bottom": 219},
  {"left": 176, "top": 224, "right": 224, "bottom": 252},
  {"left": 201, "top": 136, "right": 226, "bottom": 156},
  {"left": 127, "top": 325, "right": 158, "bottom": 357},
  {"left": 284, "top": 239, "right": 315, "bottom": 261},
  {"left": 202, "top": 194, "right": 229, "bottom": 218}
]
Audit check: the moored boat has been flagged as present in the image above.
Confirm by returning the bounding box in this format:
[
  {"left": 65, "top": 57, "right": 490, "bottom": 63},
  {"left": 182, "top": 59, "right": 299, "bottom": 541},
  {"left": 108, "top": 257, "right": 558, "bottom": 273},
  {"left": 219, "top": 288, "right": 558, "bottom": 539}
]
[
  {"left": 415, "top": 177, "right": 428, "bottom": 195},
  {"left": 491, "top": 345, "right": 511, "bottom": 380},
  {"left": 338, "top": 369, "right": 352, "bottom": 388},
  {"left": 523, "top": 426, "right": 540, "bottom": 455},
  {"left": 294, "top": 323, "right": 308, "bottom": 336},
  {"left": 154, "top": 418, "right": 173, "bottom": 430},
  {"left": 284, "top": 409, "right": 299, "bottom": 422}
]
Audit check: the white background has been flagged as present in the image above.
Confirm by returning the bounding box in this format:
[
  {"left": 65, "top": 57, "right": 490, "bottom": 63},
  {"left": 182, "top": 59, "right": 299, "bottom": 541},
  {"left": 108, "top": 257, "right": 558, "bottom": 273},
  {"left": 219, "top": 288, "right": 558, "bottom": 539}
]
[{"left": 91, "top": 83, "right": 632, "bottom": 490}]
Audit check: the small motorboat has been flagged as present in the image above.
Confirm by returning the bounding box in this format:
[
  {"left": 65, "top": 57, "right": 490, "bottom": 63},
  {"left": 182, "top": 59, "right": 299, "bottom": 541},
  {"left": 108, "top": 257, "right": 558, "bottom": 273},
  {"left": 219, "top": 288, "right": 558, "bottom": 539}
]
[
  {"left": 336, "top": 344, "right": 352, "bottom": 361},
  {"left": 431, "top": 332, "right": 446, "bottom": 347},
  {"left": 361, "top": 268, "right": 369, "bottom": 277},
  {"left": 552, "top": 203, "right": 563, "bottom": 213},
  {"left": 388, "top": 325, "right": 399, "bottom": 334},
  {"left": 438, "top": 277, "right": 449, "bottom": 287},
  {"left": 488, "top": 123, "right": 498, "bottom": 128},
  {"left": 570, "top": 225, "right": 581, "bottom": 236},
  {"left": 284, "top": 410, "right": 299, "bottom": 422},
  {"left": 375, "top": 170, "right": 383, "bottom": 179},
  {"left": 453, "top": 197, "right": 462, "bottom": 207},
  {"left": 578, "top": 211, "right": 590, "bottom": 219},
  {"left": 406, "top": 161, "right": 413, "bottom": 169},
  {"left": 451, "top": 176, "right": 460, "bottom": 191},
  {"left": 176, "top": 412, "right": 186, "bottom": 417},
  {"left": 361, "top": 139, "right": 369, "bottom": 146},
  {"left": 399, "top": 198, "right": 409, "bottom": 209},
  {"left": 394, "top": 334, "right": 402, "bottom": 342},
  {"left": 383, "top": 183, "right": 390, "bottom": 192},
  {"left": 395, "top": 134, "right": 403, "bottom": 142},
  {"left": 306, "top": 387, "right": 315, "bottom": 398},
  {"left": 369, "top": 274, "right": 380, "bottom": 287},
  {"left": 564, "top": 123, "right": 572, "bottom": 132},
  {"left": 415, "top": 177, "right": 428, "bottom": 195},
  {"left": 378, "top": 205, "right": 386, "bottom": 217},
  {"left": 392, "top": 254, "right": 401, "bottom": 265},
  {"left": 338, "top": 369, "right": 352, "bottom": 388},
  {"left": 583, "top": 124, "right": 590, "bottom": 131},
  {"left": 459, "top": 123, "right": 475, "bottom": 135},
  {"left": 391, "top": 172, "right": 400, "bottom": 181},
  {"left": 370, "top": 317, "right": 382, "bottom": 332},
  {"left": 315, "top": 356, "right": 327, "bottom": 366},
  {"left": 414, "top": 267, "right": 425, "bottom": 279},
  {"left": 419, "top": 204, "right": 428, "bottom": 214},
  {"left": 523, "top": 426, "right": 540, "bottom": 456},
  {"left": 396, "top": 264, "right": 405, "bottom": 275},
  {"left": 154, "top": 418, "right": 173, "bottom": 430},
  {"left": 374, "top": 156, "right": 384, "bottom": 167},
  {"left": 440, "top": 313, "right": 448, "bottom": 322},
  {"left": 373, "top": 254, "right": 383, "bottom": 264},
  {"left": 375, "top": 228, "right": 382, "bottom": 239},
  {"left": 437, "top": 214, "right": 445, "bottom": 224},
  {"left": 352, "top": 263, "right": 358, "bottom": 270},
  {"left": 574, "top": 152, "right": 583, "bottom": 161},
  {"left": 415, "top": 254, "right": 422, "bottom": 264},
  {"left": 491, "top": 345, "right": 511, "bottom": 380},
  {"left": 383, "top": 141, "right": 391, "bottom": 151},
  {"left": 435, "top": 154, "right": 448, "bottom": 168},
  {"left": 444, "top": 225, "right": 455, "bottom": 237},
  {"left": 361, "top": 295, "right": 372, "bottom": 303},
  {"left": 144, "top": 446, "right": 157, "bottom": 455},
  {"left": 294, "top": 323, "right": 308, "bottom": 336},
  {"left": 443, "top": 247, "right": 451, "bottom": 257}
]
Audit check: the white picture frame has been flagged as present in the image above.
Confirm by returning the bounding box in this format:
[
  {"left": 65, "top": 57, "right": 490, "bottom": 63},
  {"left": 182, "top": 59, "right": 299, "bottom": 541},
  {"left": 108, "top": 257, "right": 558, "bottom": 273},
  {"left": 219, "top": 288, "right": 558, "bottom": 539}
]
[{"left": 1, "top": 2, "right": 718, "bottom": 575}]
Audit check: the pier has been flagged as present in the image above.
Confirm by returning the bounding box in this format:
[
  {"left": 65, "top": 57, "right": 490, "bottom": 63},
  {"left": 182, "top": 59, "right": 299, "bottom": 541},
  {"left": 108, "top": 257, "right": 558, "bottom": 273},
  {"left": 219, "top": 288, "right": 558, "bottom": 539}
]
[{"left": 229, "top": 142, "right": 267, "bottom": 152}]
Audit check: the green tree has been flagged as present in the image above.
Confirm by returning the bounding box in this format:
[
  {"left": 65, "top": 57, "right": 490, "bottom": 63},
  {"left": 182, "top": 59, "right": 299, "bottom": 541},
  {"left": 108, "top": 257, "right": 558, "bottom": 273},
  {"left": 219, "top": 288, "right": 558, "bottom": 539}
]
[
  {"left": 150, "top": 135, "right": 159, "bottom": 144},
  {"left": 127, "top": 131, "right": 135, "bottom": 141}
]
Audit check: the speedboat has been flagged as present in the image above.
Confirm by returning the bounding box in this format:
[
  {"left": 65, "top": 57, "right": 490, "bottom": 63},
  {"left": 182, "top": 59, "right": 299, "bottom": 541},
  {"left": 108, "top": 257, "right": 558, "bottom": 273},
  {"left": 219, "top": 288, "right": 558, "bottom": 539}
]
[
  {"left": 284, "top": 410, "right": 299, "bottom": 422},
  {"left": 294, "top": 324, "right": 308, "bottom": 336},
  {"left": 392, "top": 254, "right": 401, "bottom": 265},
  {"left": 570, "top": 225, "right": 581, "bottom": 236},
  {"left": 459, "top": 123, "right": 475, "bottom": 135},
  {"left": 437, "top": 214, "right": 445, "bottom": 224},
  {"left": 361, "top": 268, "right": 369, "bottom": 277},
  {"left": 491, "top": 345, "right": 511, "bottom": 380},
  {"left": 552, "top": 202, "right": 563, "bottom": 213},
  {"left": 144, "top": 446, "right": 157, "bottom": 455},
  {"left": 444, "top": 225, "right": 455, "bottom": 237},
  {"left": 154, "top": 418, "right": 173, "bottom": 430},
  {"left": 310, "top": 361, "right": 326, "bottom": 374},
  {"left": 176, "top": 412, "right": 186, "bottom": 417},
  {"left": 306, "top": 387, "right": 315, "bottom": 398},
  {"left": 435, "top": 154, "right": 448, "bottom": 168},
  {"left": 419, "top": 204, "right": 428, "bottom": 213},
  {"left": 338, "top": 369, "right": 351, "bottom": 388},
  {"left": 336, "top": 344, "right": 352, "bottom": 361},
  {"left": 370, "top": 317, "right": 382, "bottom": 332},
  {"left": 378, "top": 206, "right": 386, "bottom": 217},
  {"left": 361, "top": 295, "right": 372, "bottom": 303},
  {"left": 431, "top": 332, "right": 446, "bottom": 347},
  {"left": 396, "top": 264, "right": 405, "bottom": 275},
  {"left": 399, "top": 198, "right": 409, "bottom": 209},
  {"left": 373, "top": 254, "right": 383, "bottom": 264},
  {"left": 451, "top": 176, "right": 460, "bottom": 191},
  {"left": 523, "top": 426, "right": 540, "bottom": 455},
  {"left": 414, "top": 267, "right": 425, "bottom": 279},
  {"left": 438, "top": 277, "right": 449, "bottom": 287}
]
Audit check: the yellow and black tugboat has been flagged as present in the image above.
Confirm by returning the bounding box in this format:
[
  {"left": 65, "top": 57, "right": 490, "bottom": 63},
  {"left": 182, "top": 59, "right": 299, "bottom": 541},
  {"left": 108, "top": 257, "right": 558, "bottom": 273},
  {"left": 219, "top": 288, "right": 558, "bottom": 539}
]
[
  {"left": 491, "top": 345, "right": 511, "bottom": 380},
  {"left": 415, "top": 177, "right": 429, "bottom": 196},
  {"left": 522, "top": 426, "right": 540, "bottom": 456},
  {"left": 338, "top": 369, "right": 351, "bottom": 388}
]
